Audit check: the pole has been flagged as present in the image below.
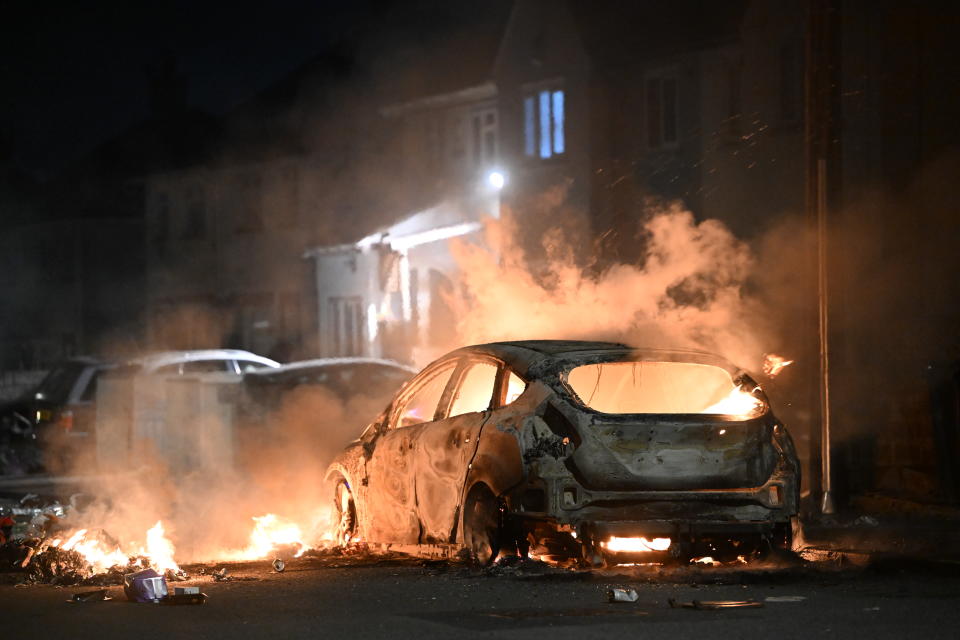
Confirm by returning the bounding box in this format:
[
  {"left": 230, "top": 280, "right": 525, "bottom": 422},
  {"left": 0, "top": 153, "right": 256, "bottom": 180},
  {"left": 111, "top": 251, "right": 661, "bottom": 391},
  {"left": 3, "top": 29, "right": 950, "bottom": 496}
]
[
  {"left": 806, "top": 0, "right": 837, "bottom": 514},
  {"left": 817, "top": 157, "right": 835, "bottom": 514}
]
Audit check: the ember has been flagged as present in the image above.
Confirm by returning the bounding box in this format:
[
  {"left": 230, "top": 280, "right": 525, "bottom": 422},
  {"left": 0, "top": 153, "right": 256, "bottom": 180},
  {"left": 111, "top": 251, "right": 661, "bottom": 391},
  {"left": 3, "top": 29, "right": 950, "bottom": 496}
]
[{"left": 762, "top": 353, "right": 794, "bottom": 377}]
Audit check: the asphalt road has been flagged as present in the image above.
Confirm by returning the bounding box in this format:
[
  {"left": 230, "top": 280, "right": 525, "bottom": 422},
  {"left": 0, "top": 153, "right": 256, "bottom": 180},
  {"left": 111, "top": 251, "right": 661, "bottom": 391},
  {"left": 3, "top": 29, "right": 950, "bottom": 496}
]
[{"left": 2, "top": 554, "right": 960, "bottom": 639}]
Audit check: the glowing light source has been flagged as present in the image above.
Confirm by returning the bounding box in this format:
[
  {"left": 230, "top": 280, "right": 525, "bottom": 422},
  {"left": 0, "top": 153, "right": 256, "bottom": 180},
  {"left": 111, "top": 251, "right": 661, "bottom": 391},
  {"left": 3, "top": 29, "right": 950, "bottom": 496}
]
[
  {"left": 601, "top": 536, "right": 671, "bottom": 552},
  {"left": 487, "top": 170, "right": 505, "bottom": 190}
]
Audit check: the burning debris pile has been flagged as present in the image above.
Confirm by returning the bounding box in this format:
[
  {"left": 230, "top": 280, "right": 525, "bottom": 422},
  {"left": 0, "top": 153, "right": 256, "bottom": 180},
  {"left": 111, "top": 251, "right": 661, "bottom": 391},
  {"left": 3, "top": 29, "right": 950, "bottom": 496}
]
[{"left": 0, "top": 493, "right": 333, "bottom": 586}]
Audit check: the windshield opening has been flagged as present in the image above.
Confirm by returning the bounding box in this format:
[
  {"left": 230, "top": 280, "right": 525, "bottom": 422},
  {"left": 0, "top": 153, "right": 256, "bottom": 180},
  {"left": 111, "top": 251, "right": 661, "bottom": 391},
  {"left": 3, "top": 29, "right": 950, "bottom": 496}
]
[{"left": 566, "top": 361, "right": 764, "bottom": 417}]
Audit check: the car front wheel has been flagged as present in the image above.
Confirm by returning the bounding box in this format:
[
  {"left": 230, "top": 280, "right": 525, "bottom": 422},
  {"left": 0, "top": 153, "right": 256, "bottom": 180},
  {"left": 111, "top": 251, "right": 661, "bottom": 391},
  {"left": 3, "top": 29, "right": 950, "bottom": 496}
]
[
  {"left": 334, "top": 479, "right": 357, "bottom": 546},
  {"left": 463, "top": 484, "right": 501, "bottom": 565}
]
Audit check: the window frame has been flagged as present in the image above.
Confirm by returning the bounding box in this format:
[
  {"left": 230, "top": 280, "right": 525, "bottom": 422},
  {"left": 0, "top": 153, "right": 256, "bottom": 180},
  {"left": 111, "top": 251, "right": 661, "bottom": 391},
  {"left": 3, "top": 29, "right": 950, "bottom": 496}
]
[
  {"left": 443, "top": 357, "right": 502, "bottom": 420},
  {"left": 387, "top": 358, "right": 460, "bottom": 430}
]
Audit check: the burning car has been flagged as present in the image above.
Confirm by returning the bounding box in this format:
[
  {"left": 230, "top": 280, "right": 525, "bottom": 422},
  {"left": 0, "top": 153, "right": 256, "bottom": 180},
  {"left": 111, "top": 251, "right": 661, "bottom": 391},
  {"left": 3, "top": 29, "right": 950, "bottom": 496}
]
[{"left": 326, "top": 340, "right": 799, "bottom": 565}]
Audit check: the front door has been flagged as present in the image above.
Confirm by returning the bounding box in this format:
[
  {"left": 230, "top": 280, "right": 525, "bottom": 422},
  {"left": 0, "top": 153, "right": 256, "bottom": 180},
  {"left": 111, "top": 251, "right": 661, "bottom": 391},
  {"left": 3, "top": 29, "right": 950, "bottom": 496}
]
[
  {"left": 414, "top": 360, "right": 499, "bottom": 542},
  {"left": 364, "top": 360, "right": 457, "bottom": 544}
]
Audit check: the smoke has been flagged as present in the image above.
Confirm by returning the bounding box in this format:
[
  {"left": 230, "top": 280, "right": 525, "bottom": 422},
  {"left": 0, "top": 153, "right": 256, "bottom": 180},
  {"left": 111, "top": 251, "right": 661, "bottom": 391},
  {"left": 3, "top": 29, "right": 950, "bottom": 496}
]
[
  {"left": 58, "top": 374, "right": 392, "bottom": 564},
  {"left": 447, "top": 200, "right": 783, "bottom": 373}
]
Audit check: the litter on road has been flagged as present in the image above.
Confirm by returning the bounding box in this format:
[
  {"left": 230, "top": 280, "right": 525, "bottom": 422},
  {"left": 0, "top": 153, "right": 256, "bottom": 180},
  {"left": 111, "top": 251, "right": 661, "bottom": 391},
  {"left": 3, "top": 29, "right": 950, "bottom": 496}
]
[
  {"left": 669, "top": 598, "right": 764, "bottom": 610},
  {"left": 606, "top": 588, "right": 640, "bottom": 603}
]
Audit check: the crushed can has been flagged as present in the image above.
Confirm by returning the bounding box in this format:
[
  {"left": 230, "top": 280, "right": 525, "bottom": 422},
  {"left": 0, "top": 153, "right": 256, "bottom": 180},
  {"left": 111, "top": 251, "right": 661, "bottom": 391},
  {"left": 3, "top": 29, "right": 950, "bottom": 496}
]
[
  {"left": 607, "top": 588, "right": 640, "bottom": 603},
  {"left": 123, "top": 569, "right": 169, "bottom": 603}
]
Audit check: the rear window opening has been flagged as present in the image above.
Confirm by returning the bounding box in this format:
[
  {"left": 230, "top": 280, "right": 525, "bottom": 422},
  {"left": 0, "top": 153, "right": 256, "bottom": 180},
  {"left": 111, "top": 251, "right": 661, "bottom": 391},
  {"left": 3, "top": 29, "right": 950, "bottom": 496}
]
[{"left": 566, "top": 361, "right": 764, "bottom": 417}]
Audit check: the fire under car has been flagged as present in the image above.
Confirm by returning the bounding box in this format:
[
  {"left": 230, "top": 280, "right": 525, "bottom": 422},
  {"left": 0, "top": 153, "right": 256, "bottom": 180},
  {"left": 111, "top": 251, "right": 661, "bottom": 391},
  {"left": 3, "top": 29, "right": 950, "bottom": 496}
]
[{"left": 325, "top": 340, "right": 800, "bottom": 565}]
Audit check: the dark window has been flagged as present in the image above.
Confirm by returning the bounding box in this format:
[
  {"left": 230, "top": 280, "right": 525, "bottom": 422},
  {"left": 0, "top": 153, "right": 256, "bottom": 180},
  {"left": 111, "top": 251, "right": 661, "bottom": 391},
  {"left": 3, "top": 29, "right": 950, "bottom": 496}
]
[
  {"left": 182, "top": 360, "right": 230, "bottom": 374},
  {"left": 274, "top": 167, "right": 299, "bottom": 228},
  {"left": 780, "top": 42, "right": 803, "bottom": 123},
  {"left": 235, "top": 173, "right": 263, "bottom": 233},
  {"left": 183, "top": 185, "right": 206, "bottom": 239},
  {"left": 154, "top": 193, "right": 170, "bottom": 255},
  {"left": 646, "top": 73, "right": 679, "bottom": 148}
]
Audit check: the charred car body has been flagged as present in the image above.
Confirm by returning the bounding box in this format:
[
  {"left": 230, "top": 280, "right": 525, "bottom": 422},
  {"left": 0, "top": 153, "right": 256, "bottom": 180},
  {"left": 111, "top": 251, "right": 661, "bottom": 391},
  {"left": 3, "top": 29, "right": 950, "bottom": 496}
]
[{"left": 326, "top": 340, "right": 799, "bottom": 565}]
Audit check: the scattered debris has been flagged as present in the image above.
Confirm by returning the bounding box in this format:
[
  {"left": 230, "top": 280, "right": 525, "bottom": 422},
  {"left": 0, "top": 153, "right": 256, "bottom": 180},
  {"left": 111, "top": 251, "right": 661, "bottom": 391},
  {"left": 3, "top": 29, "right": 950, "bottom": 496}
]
[
  {"left": 210, "top": 567, "right": 257, "bottom": 582},
  {"left": 765, "top": 595, "right": 807, "bottom": 602},
  {"left": 606, "top": 588, "right": 640, "bottom": 603},
  {"left": 69, "top": 589, "right": 111, "bottom": 603},
  {"left": 175, "top": 586, "right": 200, "bottom": 595},
  {"left": 483, "top": 555, "right": 587, "bottom": 580},
  {"left": 854, "top": 515, "right": 880, "bottom": 527},
  {"left": 123, "top": 569, "right": 168, "bottom": 603},
  {"left": 161, "top": 592, "right": 207, "bottom": 605},
  {"left": 272, "top": 558, "right": 286, "bottom": 573},
  {"left": 669, "top": 598, "right": 764, "bottom": 610},
  {"left": 165, "top": 568, "right": 189, "bottom": 582}
]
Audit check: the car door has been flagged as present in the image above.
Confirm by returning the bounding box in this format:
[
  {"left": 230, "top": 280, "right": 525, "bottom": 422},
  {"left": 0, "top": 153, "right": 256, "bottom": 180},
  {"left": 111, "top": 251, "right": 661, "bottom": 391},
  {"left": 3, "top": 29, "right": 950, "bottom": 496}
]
[
  {"left": 413, "top": 358, "right": 500, "bottom": 543},
  {"left": 364, "top": 359, "right": 457, "bottom": 544}
]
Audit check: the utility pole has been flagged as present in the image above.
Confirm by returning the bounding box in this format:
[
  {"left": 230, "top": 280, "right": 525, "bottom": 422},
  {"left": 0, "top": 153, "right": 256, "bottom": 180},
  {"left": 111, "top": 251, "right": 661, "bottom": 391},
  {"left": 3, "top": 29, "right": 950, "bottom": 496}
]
[{"left": 805, "top": 0, "right": 840, "bottom": 514}]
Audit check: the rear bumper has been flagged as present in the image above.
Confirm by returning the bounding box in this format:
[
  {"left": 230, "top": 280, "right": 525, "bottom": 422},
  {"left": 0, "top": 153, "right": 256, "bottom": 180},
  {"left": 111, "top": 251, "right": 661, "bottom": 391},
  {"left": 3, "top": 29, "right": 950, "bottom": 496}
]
[{"left": 507, "top": 463, "right": 799, "bottom": 532}]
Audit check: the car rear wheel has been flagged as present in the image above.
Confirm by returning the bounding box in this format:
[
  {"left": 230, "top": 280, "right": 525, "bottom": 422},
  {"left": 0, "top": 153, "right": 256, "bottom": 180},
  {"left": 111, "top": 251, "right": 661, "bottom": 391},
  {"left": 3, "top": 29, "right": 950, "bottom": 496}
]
[
  {"left": 463, "top": 484, "right": 501, "bottom": 565},
  {"left": 334, "top": 479, "right": 357, "bottom": 546}
]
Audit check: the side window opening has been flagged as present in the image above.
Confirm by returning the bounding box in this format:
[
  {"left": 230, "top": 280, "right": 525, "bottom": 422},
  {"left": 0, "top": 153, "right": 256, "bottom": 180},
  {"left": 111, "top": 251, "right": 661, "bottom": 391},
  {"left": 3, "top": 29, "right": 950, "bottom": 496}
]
[
  {"left": 394, "top": 362, "right": 456, "bottom": 429},
  {"left": 503, "top": 370, "right": 527, "bottom": 406},
  {"left": 448, "top": 361, "right": 499, "bottom": 418}
]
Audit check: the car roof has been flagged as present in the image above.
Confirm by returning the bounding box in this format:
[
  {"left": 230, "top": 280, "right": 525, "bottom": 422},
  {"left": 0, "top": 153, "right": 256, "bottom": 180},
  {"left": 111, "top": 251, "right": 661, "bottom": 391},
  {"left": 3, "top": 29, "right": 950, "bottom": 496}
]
[
  {"left": 244, "top": 357, "right": 417, "bottom": 378},
  {"left": 444, "top": 340, "right": 741, "bottom": 377},
  {"left": 129, "top": 350, "right": 281, "bottom": 372}
]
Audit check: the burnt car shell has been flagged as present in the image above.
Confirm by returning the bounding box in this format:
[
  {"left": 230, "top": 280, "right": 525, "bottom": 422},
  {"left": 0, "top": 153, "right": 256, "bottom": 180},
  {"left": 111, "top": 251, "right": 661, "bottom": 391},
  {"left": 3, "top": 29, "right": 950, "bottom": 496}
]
[{"left": 326, "top": 340, "right": 799, "bottom": 564}]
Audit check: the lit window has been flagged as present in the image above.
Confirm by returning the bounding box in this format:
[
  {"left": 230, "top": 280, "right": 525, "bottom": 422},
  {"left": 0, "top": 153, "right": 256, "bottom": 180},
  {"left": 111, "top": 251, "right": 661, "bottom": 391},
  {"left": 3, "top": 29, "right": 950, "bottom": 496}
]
[
  {"left": 524, "top": 88, "right": 565, "bottom": 159},
  {"left": 504, "top": 371, "right": 526, "bottom": 405},
  {"left": 449, "top": 362, "right": 498, "bottom": 417}
]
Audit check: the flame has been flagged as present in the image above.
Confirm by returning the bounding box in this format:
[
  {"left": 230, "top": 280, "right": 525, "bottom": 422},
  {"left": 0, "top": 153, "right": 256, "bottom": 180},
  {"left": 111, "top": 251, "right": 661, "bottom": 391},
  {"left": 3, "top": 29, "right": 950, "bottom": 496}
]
[
  {"left": 601, "top": 536, "right": 672, "bottom": 552},
  {"left": 703, "top": 386, "right": 764, "bottom": 417},
  {"left": 141, "top": 521, "right": 179, "bottom": 573},
  {"left": 763, "top": 353, "right": 794, "bottom": 377},
  {"left": 693, "top": 556, "right": 720, "bottom": 565},
  {"left": 237, "top": 514, "right": 307, "bottom": 560},
  {"left": 45, "top": 521, "right": 179, "bottom": 575}
]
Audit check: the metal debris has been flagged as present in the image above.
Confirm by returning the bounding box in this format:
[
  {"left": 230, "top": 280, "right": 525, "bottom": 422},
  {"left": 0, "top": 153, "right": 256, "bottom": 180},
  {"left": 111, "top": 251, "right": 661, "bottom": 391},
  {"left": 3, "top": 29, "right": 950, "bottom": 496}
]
[
  {"left": 606, "top": 588, "right": 640, "bottom": 603},
  {"left": 161, "top": 592, "right": 207, "bottom": 605},
  {"left": 669, "top": 598, "right": 764, "bottom": 610},
  {"left": 272, "top": 558, "right": 286, "bottom": 573},
  {"left": 69, "top": 589, "right": 111, "bottom": 603}
]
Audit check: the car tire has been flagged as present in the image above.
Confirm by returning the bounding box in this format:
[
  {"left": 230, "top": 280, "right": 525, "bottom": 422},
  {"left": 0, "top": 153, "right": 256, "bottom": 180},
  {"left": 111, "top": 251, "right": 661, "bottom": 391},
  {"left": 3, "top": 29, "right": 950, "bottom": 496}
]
[
  {"left": 334, "top": 479, "right": 357, "bottom": 546},
  {"left": 463, "top": 484, "right": 501, "bottom": 566}
]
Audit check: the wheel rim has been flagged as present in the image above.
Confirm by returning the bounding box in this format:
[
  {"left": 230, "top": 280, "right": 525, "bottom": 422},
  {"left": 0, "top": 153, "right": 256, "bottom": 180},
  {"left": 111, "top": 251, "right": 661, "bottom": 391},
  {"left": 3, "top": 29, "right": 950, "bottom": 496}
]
[
  {"left": 464, "top": 486, "right": 500, "bottom": 565},
  {"left": 334, "top": 481, "right": 356, "bottom": 546}
]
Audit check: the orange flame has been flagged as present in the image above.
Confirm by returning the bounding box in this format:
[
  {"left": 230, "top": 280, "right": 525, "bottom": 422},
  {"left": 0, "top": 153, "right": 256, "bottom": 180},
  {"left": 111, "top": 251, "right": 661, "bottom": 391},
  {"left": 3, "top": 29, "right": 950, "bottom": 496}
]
[
  {"left": 48, "top": 520, "right": 179, "bottom": 575},
  {"left": 703, "top": 386, "right": 764, "bottom": 417},
  {"left": 140, "top": 521, "right": 179, "bottom": 573},
  {"left": 763, "top": 354, "right": 794, "bottom": 377},
  {"left": 235, "top": 514, "right": 307, "bottom": 560},
  {"left": 601, "top": 536, "right": 672, "bottom": 552}
]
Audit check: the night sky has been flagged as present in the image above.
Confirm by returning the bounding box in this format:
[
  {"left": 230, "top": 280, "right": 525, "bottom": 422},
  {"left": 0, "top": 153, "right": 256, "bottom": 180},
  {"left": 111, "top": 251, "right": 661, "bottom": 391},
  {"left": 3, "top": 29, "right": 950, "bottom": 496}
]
[{"left": 1, "top": 1, "right": 380, "bottom": 180}]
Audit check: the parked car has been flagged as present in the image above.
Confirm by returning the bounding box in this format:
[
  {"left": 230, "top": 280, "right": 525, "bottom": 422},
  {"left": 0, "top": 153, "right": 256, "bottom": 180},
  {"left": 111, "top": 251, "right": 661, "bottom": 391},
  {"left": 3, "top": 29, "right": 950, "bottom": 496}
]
[
  {"left": 126, "top": 349, "right": 280, "bottom": 375},
  {"left": 242, "top": 358, "right": 416, "bottom": 411},
  {"left": 238, "top": 358, "right": 416, "bottom": 464},
  {"left": 0, "top": 357, "right": 114, "bottom": 473},
  {"left": 325, "top": 340, "right": 800, "bottom": 565}
]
